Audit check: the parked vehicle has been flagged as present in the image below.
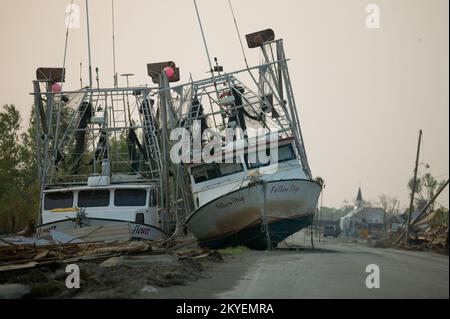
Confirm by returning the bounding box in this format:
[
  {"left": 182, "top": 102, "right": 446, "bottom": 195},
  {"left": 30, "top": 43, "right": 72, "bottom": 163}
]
[{"left": 323, "top": 225, "right": 339, "bottom": 238}]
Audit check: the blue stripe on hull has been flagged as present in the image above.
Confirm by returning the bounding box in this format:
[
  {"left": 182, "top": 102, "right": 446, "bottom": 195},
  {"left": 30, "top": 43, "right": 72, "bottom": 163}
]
[{"left": 199, "top": 214, "right": 315, "bottom": 250}]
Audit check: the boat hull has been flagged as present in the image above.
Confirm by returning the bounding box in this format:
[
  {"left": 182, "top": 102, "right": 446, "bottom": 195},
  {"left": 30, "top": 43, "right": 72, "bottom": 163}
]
[
  {"left": 185, "top": 179, "right": 322, "bottom": 250},
  {"left": 36, "top": 218, "right": 167, "bottom": 241}
]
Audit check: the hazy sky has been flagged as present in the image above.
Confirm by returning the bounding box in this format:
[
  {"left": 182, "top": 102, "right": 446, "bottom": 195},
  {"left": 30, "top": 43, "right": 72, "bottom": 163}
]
[{"left": 0, "top": 0, "right": 448, "bottom": 209}]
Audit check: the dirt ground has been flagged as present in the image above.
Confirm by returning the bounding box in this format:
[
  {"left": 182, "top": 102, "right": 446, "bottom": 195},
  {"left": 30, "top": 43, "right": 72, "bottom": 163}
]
[{"left": 0, "top": 247, "right": 224, "bottom": 299}]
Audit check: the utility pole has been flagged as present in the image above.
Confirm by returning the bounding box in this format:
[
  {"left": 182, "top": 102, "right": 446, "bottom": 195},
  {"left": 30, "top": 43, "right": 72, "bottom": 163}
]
[{"left": 405, "top": 129, "right": 422, "bottom": 245}]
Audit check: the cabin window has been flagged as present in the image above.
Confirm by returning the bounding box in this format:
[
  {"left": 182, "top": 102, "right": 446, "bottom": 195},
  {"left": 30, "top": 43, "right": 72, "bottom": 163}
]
[
  {"left": 191, "top": 164, "right": 219, "bottom": 183},
  {"left": 277, "top": 144, "right": 296, "bottom": 163},
  {"left": 44, "top": 192, "right": 73, "bottom": 210},
  {"left": 78, "top": 190, "right": 110, "bottom": 207},
  {"left": 246, "top": 143, "right": 296, "bottom": 169},
  {"left": 114, "top": 189, "right": 147, "bottom": 206},
  {"left": 245, "top": 152, "right": 271, "bottom": 170},
  {"left": 218, "top": 163, "right": 244, "bottom": 177},
  {"left": 191, "top": 162, "right": 244, "bottom": 184}
]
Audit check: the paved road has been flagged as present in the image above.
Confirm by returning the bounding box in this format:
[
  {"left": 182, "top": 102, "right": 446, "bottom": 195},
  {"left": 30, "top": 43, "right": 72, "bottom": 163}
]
[{"left": 158, "top": 234, "right": 449, "bottom": 299}]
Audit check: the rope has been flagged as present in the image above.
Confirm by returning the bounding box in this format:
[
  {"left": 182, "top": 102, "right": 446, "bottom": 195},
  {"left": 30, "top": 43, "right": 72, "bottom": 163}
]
[
  {"left": 61, "top": 0, "right": 75, "bottom": 92},
  {"left": 228, "top": 0, "right": 249, "bottom": 69},
  {"left": 318, "top": 184, "right": 324, "bottom": 242},
  {"left": 193, "top": 0, "right": 214, "bottom": 74}
]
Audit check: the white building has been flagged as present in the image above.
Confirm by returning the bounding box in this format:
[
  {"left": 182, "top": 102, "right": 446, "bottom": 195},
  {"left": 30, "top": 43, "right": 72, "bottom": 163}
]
[{"left": 340, "top": 187, "right": 385, "bottom": 237}]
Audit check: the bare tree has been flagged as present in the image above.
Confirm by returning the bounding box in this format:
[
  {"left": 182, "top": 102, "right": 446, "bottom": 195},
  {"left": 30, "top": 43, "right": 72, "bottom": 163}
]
[
  {"left": 378, "top": 194, "right": 400, "bottom": 235},
  {"left": 407, "top": 166, "right": 446, "bottom": 212},
  {"left": 378, "top": 194, "right": 400, "bottom": 217}
]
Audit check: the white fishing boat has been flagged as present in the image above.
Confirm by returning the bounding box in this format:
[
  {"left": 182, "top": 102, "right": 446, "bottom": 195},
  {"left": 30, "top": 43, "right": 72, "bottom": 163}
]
[
  {"left": 168, "top": 27, "right": 323, "bottom": 249},
  {"left": 37, "top": 182, "right": 166, "bottom": 241},
  {"left": 32, "top": 64, "right": 183, "bottom": 241},
  {"left": 185, "top": 137, "right": 322, "bottom": 249}
]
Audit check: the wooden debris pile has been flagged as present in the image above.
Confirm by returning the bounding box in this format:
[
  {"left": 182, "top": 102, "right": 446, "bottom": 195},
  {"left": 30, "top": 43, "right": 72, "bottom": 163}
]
[
  {"left": 410, "top": 225, "right": 448, "bottom": 251},
  {"left": 175, "top": 248, "right": 223, "bottom": 262},
  {"left": 0, "top": 240, "right": 152, "bottom": 272}
]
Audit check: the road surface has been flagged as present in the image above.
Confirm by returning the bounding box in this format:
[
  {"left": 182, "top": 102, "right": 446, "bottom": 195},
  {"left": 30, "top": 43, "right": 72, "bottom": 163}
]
[{"left": 157, "top": 233, "right": 449, "bottom": 299}]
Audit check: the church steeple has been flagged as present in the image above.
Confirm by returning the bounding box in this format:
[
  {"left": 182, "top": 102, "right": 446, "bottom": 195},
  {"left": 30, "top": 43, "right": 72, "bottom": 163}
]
[{"left": 355, "top": 187, "right": 364, "bottom": 208}]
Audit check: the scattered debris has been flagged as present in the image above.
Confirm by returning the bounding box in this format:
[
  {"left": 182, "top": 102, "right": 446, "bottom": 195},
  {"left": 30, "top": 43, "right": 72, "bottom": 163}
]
[
  {"left": 0, "top": 230, "right": 224, "bottom": 298},
  {"left": 0, "top": 240, "right": 152, "bottom": 272},
  {"left": 49, "top": 230, "right": 84, "bottom": 245},
  {"left": 0, "top": 236, "right": 50, "bottom": 247},
  {"left": 177, "top": 248, "right": 223, "bottom": 262},
  {"left": 407, "top": 225, "right": 448, "bottom": 253},
  {"left": 100, "top": 256, "right": 123, "bottom": 268},
  {"left": 141, "top": 285, "right": 158, "bottom": 294}
]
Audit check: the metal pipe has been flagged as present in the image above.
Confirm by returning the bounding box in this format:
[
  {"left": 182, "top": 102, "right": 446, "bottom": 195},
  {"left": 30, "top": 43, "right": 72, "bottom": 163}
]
[{"left": 160, "top": 73, "right": 171, "bottom": 233}]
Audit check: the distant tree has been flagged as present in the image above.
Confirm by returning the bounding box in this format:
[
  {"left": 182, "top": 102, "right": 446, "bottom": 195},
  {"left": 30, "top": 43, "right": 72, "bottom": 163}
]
[
  {"left": 407, "top": 165, "right": 447, "bottom": 213},
  {"left": 0, "top": 105, "right": 39, "bottom": 233},
  {"left": 340, "top": 200, "right": 354, "bottom": 212},
  {"left": 378, "top": 194, "right": 400, "bottom": 217}
]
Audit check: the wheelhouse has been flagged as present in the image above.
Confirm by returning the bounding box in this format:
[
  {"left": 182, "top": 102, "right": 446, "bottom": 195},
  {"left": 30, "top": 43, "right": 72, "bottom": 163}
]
[
  {"left": 188, "top": 137, "right": 301, "bottom": 186},
  {"left": 43, "top": 185, "right": 157, "bottom": 211},
  {"left": 187, "top": 137, "right": 306, "bottom": 209}
]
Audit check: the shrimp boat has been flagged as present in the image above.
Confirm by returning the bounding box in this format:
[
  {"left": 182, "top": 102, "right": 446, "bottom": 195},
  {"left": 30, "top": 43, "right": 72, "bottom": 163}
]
[
  {"left": 30, "top": 1, "right": 190, "bottom": 242},
  {"left": 170, "top": 29, "right": 323, "bottom": 249},
  {"left": 31, "top": 64, "right": 185, "bottom": 241}
]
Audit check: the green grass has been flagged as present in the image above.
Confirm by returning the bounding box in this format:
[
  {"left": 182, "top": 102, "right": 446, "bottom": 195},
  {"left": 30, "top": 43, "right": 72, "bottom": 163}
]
[{"left": 218, "top": 246, "right": 249, "bottom": 256}]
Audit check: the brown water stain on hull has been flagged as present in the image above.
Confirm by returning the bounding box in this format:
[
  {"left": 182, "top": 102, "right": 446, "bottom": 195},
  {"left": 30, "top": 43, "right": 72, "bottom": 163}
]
[
  {"left": 265, "top": 200, "right": 306, "bottom": 218},
  {"left": 203, "top": 200, "right": 311, "bottom": 239},
  {"left": 203, "top": 207, "right": 261, "bottom": 239}
]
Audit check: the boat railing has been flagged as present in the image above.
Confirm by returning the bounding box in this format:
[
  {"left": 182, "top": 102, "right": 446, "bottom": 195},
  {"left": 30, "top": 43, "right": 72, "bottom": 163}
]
[{"left": 31, "top": 83, "right": 163, "bottom": 189}]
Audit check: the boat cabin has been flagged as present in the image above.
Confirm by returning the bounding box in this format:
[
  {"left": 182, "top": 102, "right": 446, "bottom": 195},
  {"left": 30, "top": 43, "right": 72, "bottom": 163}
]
[
  {"left": 42, "top": 184, "right": 159, "bottom": 227},
  {"left": 188, "top": 137, "right": 308, "bottom": 209}
]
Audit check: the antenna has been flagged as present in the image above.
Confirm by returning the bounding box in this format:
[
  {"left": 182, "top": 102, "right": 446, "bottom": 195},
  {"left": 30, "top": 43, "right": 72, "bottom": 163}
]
[
  {"left": 121, "top": 73, "right": 134, "bottom": 88},
  {"left": 85, "top": 0, "right": 93, "bottom": 88},
  {"left": 96, "top": 67, "right": 100, "bottom": 89},
  {"left": 80, "top": 62, "right": 83, "bottom": 88},
  {"left": 227, "top": 0, "right": 249, "bottom": 68},
  {"left": 193, "top": 0, "right": 214, "bottom": 74},
  {"left": 112, "top": 0, "right": 118, "bottom": 87}
]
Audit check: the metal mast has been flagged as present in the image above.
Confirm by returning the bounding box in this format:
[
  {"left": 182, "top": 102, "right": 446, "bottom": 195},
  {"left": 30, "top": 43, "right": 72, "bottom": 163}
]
[
  {"left": 112, "top": 0, "right": 118, "bottom": 87},
  {"left": 85, "top": 0, "right": 93, "bottom": 88}
]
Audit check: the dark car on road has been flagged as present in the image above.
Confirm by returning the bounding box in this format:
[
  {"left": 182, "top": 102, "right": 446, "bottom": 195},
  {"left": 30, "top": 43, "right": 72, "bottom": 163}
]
[{"left": 323, "top": 225, "right": 339, "bottom": 238}]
